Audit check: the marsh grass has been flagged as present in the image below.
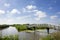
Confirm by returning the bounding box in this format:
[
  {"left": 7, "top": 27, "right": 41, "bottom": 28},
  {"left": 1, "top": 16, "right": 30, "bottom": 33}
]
[
  {"left": 40, "top": 35, "right": 52, "bottom": 40},
  {"left": 51, "top": 31, "right": 60, "bottom": 40},
  {"left": 0, "top": 35, "right": 18, "bottom": 40},
  {"left": 41, "top": 31, "right": 60, "bottom": 40}
]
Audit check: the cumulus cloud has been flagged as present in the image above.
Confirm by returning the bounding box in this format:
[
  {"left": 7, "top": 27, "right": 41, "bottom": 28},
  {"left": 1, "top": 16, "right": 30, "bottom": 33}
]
[
  {"left": 34, "top": 10, "right": 47, "bottom": 20},
  {"left": 22, "top": 5, "right": 47, "bottom": 21},
  {"left": 10, "top": 9, "right": 21, "bottom": 14},
  {"left": 0, "top": 4, "right": 48, "bottom": 24},
  {"left": 0, "top": 10, "right": 5, "bottom": 15},
  {"left": 26, "top": 5, "right": 36, "bottom": 10},
  {"left": 4, "top": 9, "right": 21, "bottom": 20},
  {"left": 22, "top": 4, "right": 39, "bottom": 13},
  {"left": 22, "top": 5, "right": 37, "bottom": 13},
  {"left": 50, "top": 15, "right": 58, "bottom": 19},
  {"left": 4, "top": 3, "right": 10, "bottom": 7}
]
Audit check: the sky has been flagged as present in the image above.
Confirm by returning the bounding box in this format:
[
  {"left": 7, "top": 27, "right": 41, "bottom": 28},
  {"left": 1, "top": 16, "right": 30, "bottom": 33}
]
[{"left": 0, "top": 0, "right": 60, "bottom": 25}]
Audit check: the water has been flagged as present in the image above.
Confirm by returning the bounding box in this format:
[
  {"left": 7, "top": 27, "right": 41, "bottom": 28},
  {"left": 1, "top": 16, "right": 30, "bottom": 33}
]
[
  {"left": 0, "top": 27, "right": 57, "bottom": 40},
  {"left": 0, "top": 26, "right": 18, "bottom": 37},
  {"left": 0, "top": 30, "right": 2, "bottom": 37},
  {"left": 19, "top": 31, "right": 40, "bottom": 40},
  {"left": 19, "top": 29, "right": 57, "bottom": 40}
]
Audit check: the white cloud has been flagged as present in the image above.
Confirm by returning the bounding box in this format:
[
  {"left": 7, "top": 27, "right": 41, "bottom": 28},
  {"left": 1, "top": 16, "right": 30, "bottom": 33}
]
[
  {"left": 17, "top": 15, "right": 31, "bottom": 20},
  {"left": 0, "top": 15, "right": 31, "bottom": 24},
  {"left": 34, "top": 17, "right": 40, "bottom": 21},
  {"left": 22, "top": 5, "right": 37, "bottom": 13},
  {"left": 26, "top": 5, "right": 36, "bottom": 10},
  {"left": 50, "top": 15, "right": 58, "bottom": 19},
  {"left": 10, "top": 9, "right": 21, "bottom": 14},
  {"left": 7, "top": 18, "right": 14, "bottom": 23},
  {"left": 23, "top": 5, "right": 47, "bottom": 21},
  {"left": 0, "top": 17, "right": 15, "bottom": 24},
  {"left": 33, "top": 10, "right": 38, "bottom": 12},
  {"left": 22, "top": 8, "right": 32, "bottom": 13},
  {"left": 34, "top": 10, "right": 47, "bottom": 20},
  {"left": 0, "top": 10, "right": 5, "bottom": 15},
  {"left": 4, "top": 3, "right": 10, "bottom": 7}
]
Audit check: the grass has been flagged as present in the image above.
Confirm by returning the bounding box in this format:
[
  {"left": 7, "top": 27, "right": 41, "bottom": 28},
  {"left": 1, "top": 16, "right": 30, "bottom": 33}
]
[
  {"left": 41, "top": 35, "right": 52, "bottom": 40},
  {"left": 51, "top": 31, "right": 60, "bottom": 40},
  {"left": 40, "top": 31, "right": 60, "bottom": 40},
  {"left": 0, "top": 35, "right": 18, "bottom": 40}
]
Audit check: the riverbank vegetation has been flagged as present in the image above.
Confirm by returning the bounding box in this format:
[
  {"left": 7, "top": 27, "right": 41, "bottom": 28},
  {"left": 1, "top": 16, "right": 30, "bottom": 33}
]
[
  {"left": 12, "top": 24, "right": 55, "bottom": 31},
  {"left": 41, "top": 31, "right": 60, "bottom": 40},
  {"left": 0, "top": 24, "right": 58, "bottom": 31},
  {"left": 0, "top": 31, "right": 60, "bottom": 40},
  {"left": 12, "top": 24, "right": 27, "bottom": 31},
  {"left": 0, "top": 35, "right": 18, "bottom": 40},
  {"left": 0, "top": 25, "right": 9, "bottom": 30},
  {"left": 0, "top": 24, "right": 60, "bottom": 40}
]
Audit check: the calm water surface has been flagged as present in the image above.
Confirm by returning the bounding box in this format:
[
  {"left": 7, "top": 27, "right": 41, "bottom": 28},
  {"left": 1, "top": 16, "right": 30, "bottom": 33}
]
[
  {"left": 19, "top": 29, "right": 57, "bottom": 40},
  {"left": 0, "top": 27, "right": 57, "bottom": 40}
]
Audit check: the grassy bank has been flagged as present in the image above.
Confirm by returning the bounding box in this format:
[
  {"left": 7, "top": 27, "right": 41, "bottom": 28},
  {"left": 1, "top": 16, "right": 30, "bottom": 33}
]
[
  {"left": 0, "top": 35, "right": 18, "bottom": 40},
  {"left": 40, "top": 31, "right": 60, "bottom": 40}
]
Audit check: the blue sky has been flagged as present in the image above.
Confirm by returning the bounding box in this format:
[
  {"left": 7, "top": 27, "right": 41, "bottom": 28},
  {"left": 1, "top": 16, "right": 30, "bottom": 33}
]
[{"left": 0, "top": 0, "right": 60, "bottom": 24}]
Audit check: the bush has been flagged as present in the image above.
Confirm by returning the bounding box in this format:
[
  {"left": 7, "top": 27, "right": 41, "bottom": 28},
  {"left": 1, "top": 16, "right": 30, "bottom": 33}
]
[{"left": 13, "top": 24, "right": 27, "bottom": 31}]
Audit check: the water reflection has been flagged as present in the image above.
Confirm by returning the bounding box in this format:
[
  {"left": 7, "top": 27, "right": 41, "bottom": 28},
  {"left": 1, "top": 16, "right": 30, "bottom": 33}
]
[
  {"left": 1, "top": 26, "right": 18, "bottom": 37},
  {"left": 19, "top": 31, "right": 40, "bottom": 40},
  {"left": 0, "top": 27, "right": 57, "bottom": 40},
  {"left": 19, "top": 29, "right": 57, "bottom": 40}
]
